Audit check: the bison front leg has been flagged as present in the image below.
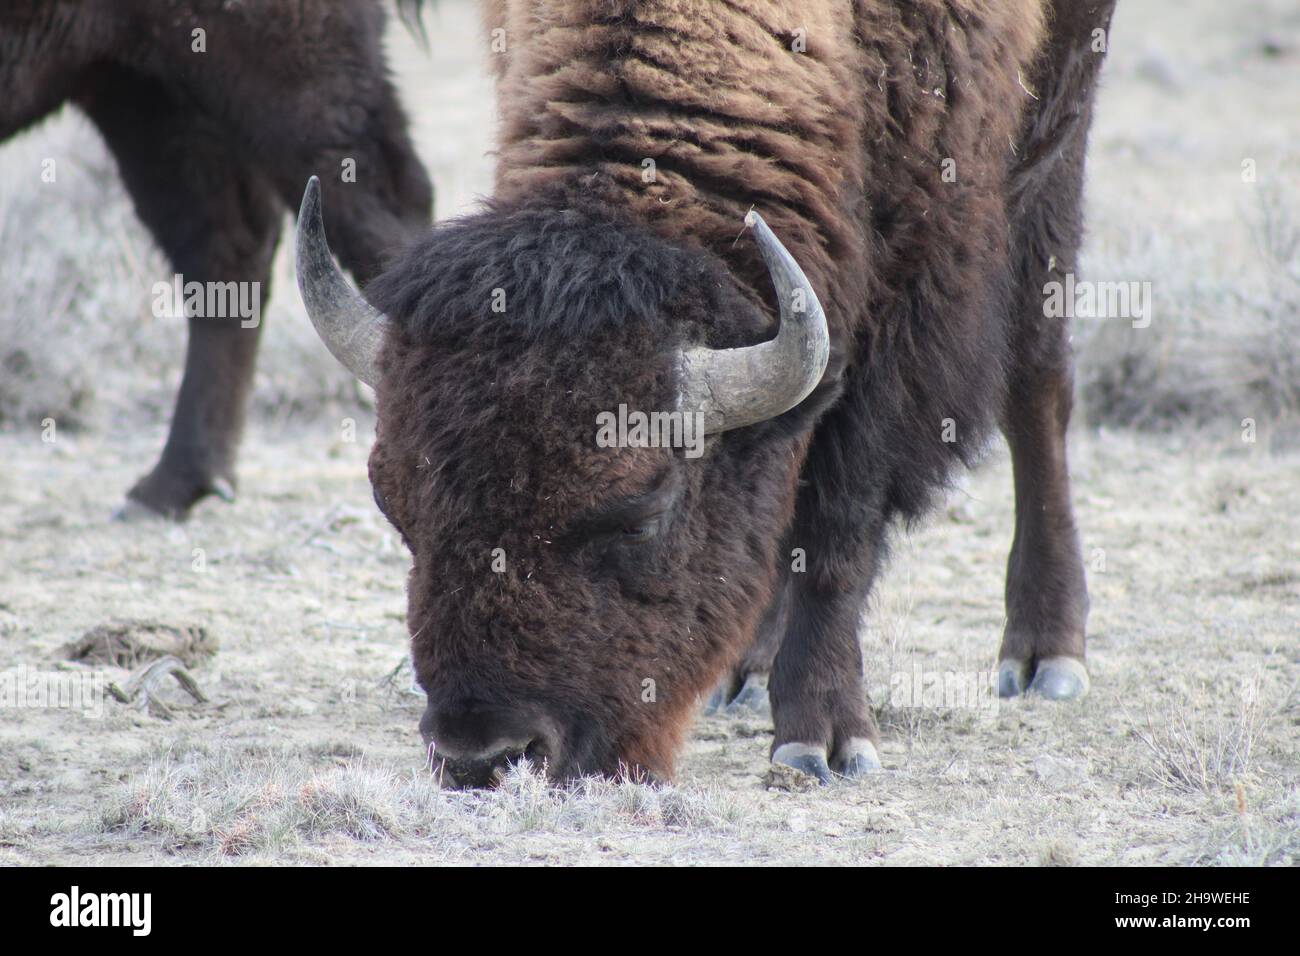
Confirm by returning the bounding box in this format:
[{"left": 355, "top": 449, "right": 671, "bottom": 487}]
[
  {"left": 79, "top": 67, "right": 282, "bottom": 519},
  {"left": 765, "top": 409, "right": 887, "bottom": 783},
  {"left": 769, "top": 580, "right": 883, "bottom": 783}
]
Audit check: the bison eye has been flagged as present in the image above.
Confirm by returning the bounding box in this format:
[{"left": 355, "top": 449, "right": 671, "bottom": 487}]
[
  {"left": 373, "top": 483, "right": 404, "bottom": 537},
  {"left": 621, "top": 522, "right": 658, "bottom": 542}
]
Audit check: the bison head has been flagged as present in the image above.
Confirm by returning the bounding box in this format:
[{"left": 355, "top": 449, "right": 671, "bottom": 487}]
[{"left": 297, "top": 178, "right": 837, "bottom": 786}]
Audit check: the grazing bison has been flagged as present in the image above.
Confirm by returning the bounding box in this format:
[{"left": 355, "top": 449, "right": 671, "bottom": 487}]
[
  {"left": 0, "top": 0, "right": 432, "bottom": 518},
  {"left": 299, "top": 0, "right": 1116, "bottom": 786}
]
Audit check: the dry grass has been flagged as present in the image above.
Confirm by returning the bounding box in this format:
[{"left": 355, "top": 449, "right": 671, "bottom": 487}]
[
  {"left": 1131, "top": 674, "right": 1266, "bottom": 794},
  {"left": 1077, "top": 179, "right": 1300, "bottom": 443},
  {"left": 95, "top": 742, "right": 744, "bottom": 861}
]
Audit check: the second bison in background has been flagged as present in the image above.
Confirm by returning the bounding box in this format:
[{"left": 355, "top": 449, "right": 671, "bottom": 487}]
[
  {"left": 301, "top": 0, "right": 1116, "bottom": 786},
  {"left": 0, "top": 0, "right": 432, "bottom": 518}
]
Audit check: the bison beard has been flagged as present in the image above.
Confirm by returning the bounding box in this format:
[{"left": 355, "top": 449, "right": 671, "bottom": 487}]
[
  {"left": 301, "top": 0, "right": 1114, "bottom": 786},
  {"left": 0, "top": 1, "right": 432, "bottom": 518}
]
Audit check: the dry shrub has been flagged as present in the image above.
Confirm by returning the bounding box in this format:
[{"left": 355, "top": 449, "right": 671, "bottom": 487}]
[
  {"left": 1133, "top": 674, "right": 1266, "bottom": 794},
  {"left": 1078, "top": 181, "right": 1300, "bottom": 441}
]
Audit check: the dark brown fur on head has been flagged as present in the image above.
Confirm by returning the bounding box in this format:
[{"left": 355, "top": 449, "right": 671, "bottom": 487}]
[{"left": 366, "top": 203, "right": 836, "bottom": 780}]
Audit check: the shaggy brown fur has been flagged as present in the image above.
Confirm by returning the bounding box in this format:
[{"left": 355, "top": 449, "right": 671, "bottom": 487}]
[
  {"left": 0, "top": 1, "right": 431, "bottom": 517},
  {"left": 365, "top": 0, "right": 1115, "bottom": 783}
]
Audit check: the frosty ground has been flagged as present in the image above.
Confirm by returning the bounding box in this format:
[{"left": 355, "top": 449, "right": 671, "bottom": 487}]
[{"left": 0, "top": 0, "right": 1296, "bottom": 865}]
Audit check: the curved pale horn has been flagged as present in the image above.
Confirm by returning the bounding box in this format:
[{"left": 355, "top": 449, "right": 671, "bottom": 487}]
[
  {"left": 296, "top": 176, "right": 386, "bottom": 386},
  {"left": 677, "top": 211, "right": 831, "bottom": 435}
]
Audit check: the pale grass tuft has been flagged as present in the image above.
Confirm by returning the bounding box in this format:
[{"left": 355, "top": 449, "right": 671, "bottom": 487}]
[
  {"left": 1187, "top": 784, "right": 1300, "bottom": 866},
  {"left": 96, "top": 743, "right": 741, "bottom": 859},
  {"left": 1035, "top": 839, "right": 1078, "bottom": 867},
  {"left": 460, "top": 760, "right": 743, "bottom": 833},
  {"left": 1132, "top": 674, "right": 1265, "bottom": 794}
]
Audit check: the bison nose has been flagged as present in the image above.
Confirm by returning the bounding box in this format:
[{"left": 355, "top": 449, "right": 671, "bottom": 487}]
[
  {"left": 421, "top": 702, "right": 557, "bottom": 788},
  {"left": 432, "top": 742, "right": 539, "bottom": 789}
]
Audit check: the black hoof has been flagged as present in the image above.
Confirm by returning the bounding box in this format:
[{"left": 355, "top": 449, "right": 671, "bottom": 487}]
[
  {"left": 998, "top": 658, "right": 1029, "bottom": 698},
  {"left": 832, "top": 738, "right": 881, "bottom": 778},
  {"left": 1028, "top": 657, "right": 1090, "bottom": 700},
  {"left": 771, "top": 743, "right": 833, "bottom": 785},
  {"left": 704, "top": 673, "right": 771, "bottom": 717},
  {"left": 724, "top": 674, "right": 770, "bottom": 717},
  {"left": 126, "top": 464, "right": 236, "bottom": 521}
]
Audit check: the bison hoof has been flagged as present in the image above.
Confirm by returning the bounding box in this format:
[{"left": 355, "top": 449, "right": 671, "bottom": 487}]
[
  {"left": 125, "top": 469, "right": 236, "bottom": 521},
  {"left": 772, "top": 743, "right": 833, "bottom": 784},
  {"left": 1028, "top": 656, "right": 1090, "bottom": 700},
  {"left": 111, "top": 498, "right": 167, "bottom": 523},
  {"left": 703, "top": 672, "right": 771, "bottom": 717},
  {"left": 998, "top": 656, "right": 1089, "bottom": 700},
  {"left": 724, "top": 673, "right": 771, "bottom": 717},
  {"left": 997, "top": 658, "right": 1031, "bottom": 698},
  {"left": 832, "top": 738, "right": 881, "bottom": 777}
]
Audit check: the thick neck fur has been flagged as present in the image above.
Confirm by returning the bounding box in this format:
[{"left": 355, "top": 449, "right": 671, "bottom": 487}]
[{"left": 484, "top": 0, "right": 1046, "bottom": 350}]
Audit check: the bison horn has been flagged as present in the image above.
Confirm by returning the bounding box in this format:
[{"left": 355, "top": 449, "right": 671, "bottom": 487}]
[
  {"left": 677, "top": 211, "right": 830, "bottom": 435},
  {"left": 295, "top": 176, "right": 386, "bottom": 387}
]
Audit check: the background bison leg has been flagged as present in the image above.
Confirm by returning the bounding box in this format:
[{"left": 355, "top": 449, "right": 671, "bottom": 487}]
[
  {"left": 270, "top": 148, "right": 431, "bottom": 289},
  {"left": 262, "top": 77, "right": 432, "bottom": 285},
  {"left": 766, "top": 402, "right": 887, "bottom": 783},
  {"left": 997, "top": 0, "right": 1114, "bottom": 698},
  {"left": 78, "top": 67, "right": 282, "bottom": 519},
  {"left": 998, "top": 363, "right": 1089, "bottom": 699},
  {"left": 704, "top": 554, "right": 790, "bottom": 717}
]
